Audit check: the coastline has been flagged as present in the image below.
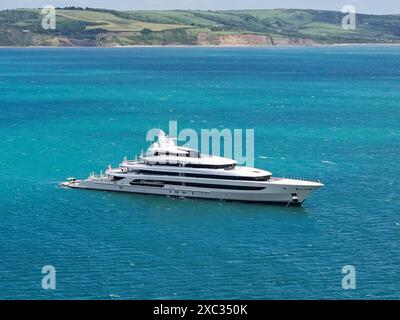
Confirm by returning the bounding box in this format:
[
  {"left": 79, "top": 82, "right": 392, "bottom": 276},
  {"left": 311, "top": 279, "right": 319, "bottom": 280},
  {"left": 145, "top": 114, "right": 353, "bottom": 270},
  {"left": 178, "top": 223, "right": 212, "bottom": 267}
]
[
  {"left": 1, "top": 8, "right": 399, "bottom": 52},
  {"left": 1, "top": 43, "right": 400, "bottom": 49}
]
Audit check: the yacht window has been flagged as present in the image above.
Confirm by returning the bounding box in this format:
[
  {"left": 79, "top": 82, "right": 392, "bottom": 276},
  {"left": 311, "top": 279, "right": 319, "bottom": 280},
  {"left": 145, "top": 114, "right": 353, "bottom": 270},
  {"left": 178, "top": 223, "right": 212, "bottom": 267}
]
[
  {"left": 162, "top": 181, "right": 265, "bottom": 190},
  {"left": 137, "top": 170, "right": 180, "bottom": 176},
  {"left": 134, "top": 167, "right": 269, "bottom": 181},
  {"left": 185, "top": 163, "right": 235, "bottom": 169},
  {"left": 153, "top": 162, "right": 180, "bottom": 167},
  {"left": 111, "top": 176, "right": 125, "bottom": 181},
  {"left": 183, "top": 173, "right": 270, "bottom": 181}
]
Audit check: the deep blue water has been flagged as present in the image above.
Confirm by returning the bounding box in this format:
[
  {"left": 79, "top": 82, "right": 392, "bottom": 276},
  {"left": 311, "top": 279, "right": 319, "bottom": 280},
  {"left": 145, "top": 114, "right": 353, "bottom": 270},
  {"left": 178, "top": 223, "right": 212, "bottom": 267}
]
[{"left": 0, "top": 46, "right": 399, "bottom": 299}]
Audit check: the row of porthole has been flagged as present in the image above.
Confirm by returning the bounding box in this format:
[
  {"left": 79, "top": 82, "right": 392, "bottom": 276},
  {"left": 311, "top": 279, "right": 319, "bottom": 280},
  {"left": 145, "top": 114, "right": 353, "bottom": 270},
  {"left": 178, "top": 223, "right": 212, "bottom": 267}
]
[{"left": 169, "top": 190, "right": 195, "bottom": 196}]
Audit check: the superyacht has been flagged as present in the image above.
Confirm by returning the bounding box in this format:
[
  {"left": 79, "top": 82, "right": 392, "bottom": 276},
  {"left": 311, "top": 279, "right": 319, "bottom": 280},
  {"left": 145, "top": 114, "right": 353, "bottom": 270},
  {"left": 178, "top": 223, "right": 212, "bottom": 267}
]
[{"left": 61, "top": 130, "right": 323, "bottom": 206}]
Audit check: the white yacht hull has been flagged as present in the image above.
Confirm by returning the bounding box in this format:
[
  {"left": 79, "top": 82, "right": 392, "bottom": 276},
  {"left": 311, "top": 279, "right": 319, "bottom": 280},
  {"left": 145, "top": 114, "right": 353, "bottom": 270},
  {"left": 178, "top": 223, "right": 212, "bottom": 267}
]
[
  {"left": 64, "top": 178, "right": 321, "bottom": 206},
  {"left": 61, "top": 130, "right": 323, "bottom": 206}
]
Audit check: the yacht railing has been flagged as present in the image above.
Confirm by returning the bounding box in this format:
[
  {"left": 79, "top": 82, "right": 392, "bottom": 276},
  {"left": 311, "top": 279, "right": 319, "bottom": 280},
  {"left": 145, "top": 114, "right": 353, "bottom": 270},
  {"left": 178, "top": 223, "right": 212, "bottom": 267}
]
[
  {"left": 89, "top": 171, "right": 111, "bottom": 181},
  {"left": 282, "top": 176, "right": 321, "bottom": 183}
]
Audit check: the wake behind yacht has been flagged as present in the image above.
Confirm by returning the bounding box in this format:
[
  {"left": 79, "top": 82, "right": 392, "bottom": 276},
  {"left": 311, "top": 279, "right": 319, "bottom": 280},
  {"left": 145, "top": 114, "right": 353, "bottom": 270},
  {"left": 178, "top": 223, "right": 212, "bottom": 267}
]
[{"left": 61, "top": 130, "right": 323, "bottom": 206}]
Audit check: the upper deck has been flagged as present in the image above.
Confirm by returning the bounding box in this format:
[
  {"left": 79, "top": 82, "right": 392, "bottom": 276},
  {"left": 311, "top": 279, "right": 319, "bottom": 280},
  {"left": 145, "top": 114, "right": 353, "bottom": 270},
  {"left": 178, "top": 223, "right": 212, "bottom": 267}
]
[
  {"left": 117, "top": 130, "right": 272, "bottom": 179},
  {"left": 117, "top": 160, "right": 271, "bottom": 179},
  {"left": 143, "top": 130, "right": 237, "bottom": 168},
  {"left": 143, "top": 153, "right": 236, "bottom": 168}
]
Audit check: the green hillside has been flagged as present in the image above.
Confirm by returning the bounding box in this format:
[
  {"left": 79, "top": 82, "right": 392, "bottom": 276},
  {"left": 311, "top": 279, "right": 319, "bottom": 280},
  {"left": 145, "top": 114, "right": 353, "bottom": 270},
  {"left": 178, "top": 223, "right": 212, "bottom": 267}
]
[{"left": 1, "top": 7, "right": 400, "bottom": 46}]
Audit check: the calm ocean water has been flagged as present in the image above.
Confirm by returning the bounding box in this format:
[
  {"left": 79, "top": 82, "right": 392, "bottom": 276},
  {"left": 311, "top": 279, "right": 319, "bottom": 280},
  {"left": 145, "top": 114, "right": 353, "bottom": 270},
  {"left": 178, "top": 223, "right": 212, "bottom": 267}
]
[{"left": 0, "top": 46, "right": 399, "bottom": 299}]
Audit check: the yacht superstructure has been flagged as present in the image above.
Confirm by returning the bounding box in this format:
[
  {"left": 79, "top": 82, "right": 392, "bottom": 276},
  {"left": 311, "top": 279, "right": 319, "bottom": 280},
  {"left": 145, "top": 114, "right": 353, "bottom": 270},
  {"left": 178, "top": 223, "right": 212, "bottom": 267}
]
[{"left": 61, "top": 130, "right": 323, "bottom": 206}]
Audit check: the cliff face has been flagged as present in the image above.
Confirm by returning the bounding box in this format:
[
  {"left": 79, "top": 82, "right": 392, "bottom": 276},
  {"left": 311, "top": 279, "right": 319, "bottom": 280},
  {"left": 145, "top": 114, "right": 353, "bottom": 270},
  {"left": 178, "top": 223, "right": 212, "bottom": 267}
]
[
  {"left": 271, "top": 37, "right": 316, "bottom": 46},
  {"left": 196, "top": 33, "right": 273, "bottom": 45},
  {"left": 196, "top": 33, "right": 316, "bottom": 46}
]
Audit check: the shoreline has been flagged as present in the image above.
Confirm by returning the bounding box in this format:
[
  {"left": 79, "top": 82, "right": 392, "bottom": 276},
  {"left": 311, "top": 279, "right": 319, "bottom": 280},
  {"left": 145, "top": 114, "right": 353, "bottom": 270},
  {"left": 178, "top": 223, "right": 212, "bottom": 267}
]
[{"left": 0, "top": 43, "right": 400, "bottom": 49}]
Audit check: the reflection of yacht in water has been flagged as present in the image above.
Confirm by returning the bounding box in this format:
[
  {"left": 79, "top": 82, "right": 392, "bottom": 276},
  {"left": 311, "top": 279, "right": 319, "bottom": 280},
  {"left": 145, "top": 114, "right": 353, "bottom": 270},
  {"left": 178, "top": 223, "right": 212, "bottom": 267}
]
[{"left": 61, "top": 130, "right": 323, "bottom": 206}]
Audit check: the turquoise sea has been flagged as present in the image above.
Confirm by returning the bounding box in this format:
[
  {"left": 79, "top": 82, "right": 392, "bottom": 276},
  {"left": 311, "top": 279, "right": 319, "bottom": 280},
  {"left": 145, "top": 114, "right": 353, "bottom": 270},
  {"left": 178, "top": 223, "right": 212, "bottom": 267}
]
[{"left": 0, "top": 46, "right": 399, "bottom": 299}]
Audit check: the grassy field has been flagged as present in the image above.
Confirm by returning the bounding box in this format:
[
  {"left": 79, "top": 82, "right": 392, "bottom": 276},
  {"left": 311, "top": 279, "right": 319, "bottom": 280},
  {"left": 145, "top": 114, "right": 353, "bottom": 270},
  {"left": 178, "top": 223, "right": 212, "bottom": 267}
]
[
  {"left": 0, "top": 8, "right": 399, "bottom": 46},
  {"left": 57, "top": 10, "right": 192, "bottom": 32}
]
